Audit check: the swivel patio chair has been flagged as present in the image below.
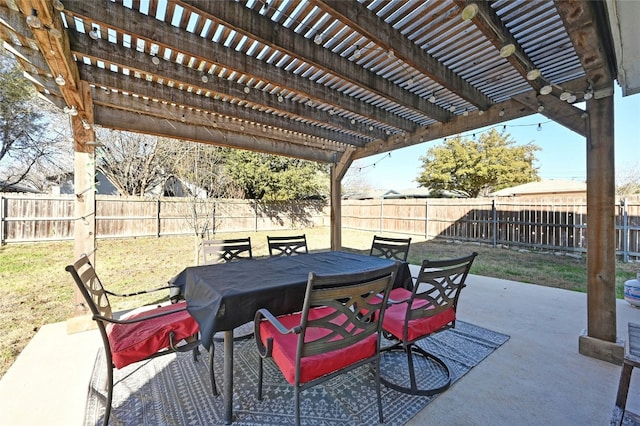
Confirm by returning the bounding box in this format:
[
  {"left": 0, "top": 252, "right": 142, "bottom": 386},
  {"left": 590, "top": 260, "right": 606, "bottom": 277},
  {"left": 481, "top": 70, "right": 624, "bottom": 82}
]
[
  {"left": 201, "top": 237, "right": 253, "bottom": 265},
  {"left": 66, "top": 254, "right": 202, "bottom": 426},
  {"left": 267, "top": 234, "right": 308, "bottom": 257},
  {"left": 370, "top": 235, "right": 412, "bottom": 261},
  {"left": 380, "top": 252, "right": 477, "bottom": 395},
  {"left": 254, "top": 262, "right": 399, "bottom": 426}
]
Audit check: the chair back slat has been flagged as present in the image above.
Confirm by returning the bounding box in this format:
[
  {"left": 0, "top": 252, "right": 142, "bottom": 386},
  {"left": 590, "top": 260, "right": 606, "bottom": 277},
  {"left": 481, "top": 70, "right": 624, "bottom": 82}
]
[
  {"left": 267, "top": 234, "right": 308, "bottom": 257},
  {"left": 202, "top": 237, "right": 253, "bottom": 264},
  {"left": 65, "top": 255, "right": 113, "bottom": 319},
  {"left": 370, "top": 235, "right": 411, "bottom": 261},
  {"left": 297, "top": 263, "right": 398, "bottom": 358},
  {"left": 406, "top": 253, "right": 477, "bottom": 323}
]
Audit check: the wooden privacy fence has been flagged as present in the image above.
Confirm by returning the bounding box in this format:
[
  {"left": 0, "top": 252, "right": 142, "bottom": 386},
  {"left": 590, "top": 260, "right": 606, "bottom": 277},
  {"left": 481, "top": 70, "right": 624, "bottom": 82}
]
[
  {"left": 341, "top": 197, "right": 640, "bottom": 261},
  {"left": 1, "top": 193, "right": 639, "bottom": 261},
  {"left": 0, "top": 194, "right": 328, "bottom": 243}
]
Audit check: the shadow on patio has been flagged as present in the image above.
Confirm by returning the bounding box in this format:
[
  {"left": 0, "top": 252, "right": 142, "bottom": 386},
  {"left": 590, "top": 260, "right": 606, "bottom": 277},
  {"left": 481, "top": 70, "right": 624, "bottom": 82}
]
[{"left": 1, "top": 272, "right": 639, "bottom": 425}]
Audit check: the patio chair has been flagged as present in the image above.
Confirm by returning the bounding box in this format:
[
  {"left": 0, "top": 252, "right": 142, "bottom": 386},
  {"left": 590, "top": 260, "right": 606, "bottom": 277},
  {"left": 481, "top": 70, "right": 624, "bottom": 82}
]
[
  {"left": 200, "top": 237, "right": 255, "bottom": 392},
  {"left": 254, "top": 262, "right": 399, "bottom": 426},
  {"left": 370, "top": 235, "right": 412, "bottom": 261},
  {"left": 380, "top": 252, "right": 477, "bottom": 395},
  {"left": 612, "top": 322, "right": 640, "bottom": 425},
  {"left": 267, "top": 234, "right": 308, "bottom": 257},
  {"left": 65, "top": 255, "right": 203, "bottom": 426},
  {"left": 201, "top": 237, "right": 253, "bottom": 264}
]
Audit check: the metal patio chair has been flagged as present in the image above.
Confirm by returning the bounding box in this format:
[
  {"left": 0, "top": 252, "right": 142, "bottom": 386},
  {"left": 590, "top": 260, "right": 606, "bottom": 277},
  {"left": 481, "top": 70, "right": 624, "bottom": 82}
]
[
  {"left": 380, "top": 252, "right": 477, "bottom": 395},
  {"left": 254, "top": 263, "right": 399, "bottom": 425},
  {"left": 66, "top": 254, "right": 203, "bottom": 426},
  {"left": 370, "top": 235, "right": 412, "bottom": 261},
  {"left": 267, "top": 234, "right": 308, "bottom": 257},
  {"left": 201, "top": 237, "right": 253, "bottom": 264}
]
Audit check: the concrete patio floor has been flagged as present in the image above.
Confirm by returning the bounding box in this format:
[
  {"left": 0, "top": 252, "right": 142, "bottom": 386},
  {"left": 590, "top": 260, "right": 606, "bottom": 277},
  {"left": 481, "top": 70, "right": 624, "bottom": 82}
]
[{"left": 1, "top": 272, "right": 640, "bottom": 425}]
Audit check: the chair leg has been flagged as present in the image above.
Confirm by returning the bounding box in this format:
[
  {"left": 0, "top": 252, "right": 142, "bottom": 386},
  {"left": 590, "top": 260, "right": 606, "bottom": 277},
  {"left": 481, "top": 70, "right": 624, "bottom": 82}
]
[
  {"left": 257, "top": 356, "right": 264, "bottom": 400},
  {"left": 374, "top": 358, "right": 384, "bottom": 424},
  {"left": 380, "top": 343, "right": 451, "bottom": 396},
  {"left": 103, "top": 363, "right": 113, "bottom": 426},
  {"left": 193, "top": 345, "right": 200, "bottom": 362},
  {"left": 209, "top": 343, "right": 219, "bottom": 396},
  {"left": 294, "top": 387, "right": 301, "bottom": 426},
  {"left": 405, "top": 345, "right": 419, "bottom": 393},
  {"left": 615, "top": 361, "right": 634, "bottom": 417}
]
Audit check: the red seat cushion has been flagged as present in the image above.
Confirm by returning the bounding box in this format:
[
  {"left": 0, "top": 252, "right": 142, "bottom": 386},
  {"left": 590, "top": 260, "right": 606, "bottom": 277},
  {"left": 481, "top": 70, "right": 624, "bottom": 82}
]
[
  {"left": 259, "top": 306, "right": 377, "bottom": 385},
  {"left": 106, "top": 301, "right": 199, "bottom": 369},
  {"left": 383, "top": 288, "right": 455, "bottom": 342}
]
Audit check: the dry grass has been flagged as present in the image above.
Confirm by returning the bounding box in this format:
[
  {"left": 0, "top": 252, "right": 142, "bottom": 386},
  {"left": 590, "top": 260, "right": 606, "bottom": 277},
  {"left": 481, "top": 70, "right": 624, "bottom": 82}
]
[{"left": 1, "top": 227, "right": 637, "bottom": 379}]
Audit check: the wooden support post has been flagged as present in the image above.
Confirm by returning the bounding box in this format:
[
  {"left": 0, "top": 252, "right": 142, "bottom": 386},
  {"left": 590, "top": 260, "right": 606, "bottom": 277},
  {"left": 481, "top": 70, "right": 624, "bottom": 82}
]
[
  {"left": 578, "top": 94, "right": 624, "bottom": 364},
  {"left": 68, "top": 82, "right": 97, "bottom": 333},
  {"left": 330, "top": 148, "right": 356, "bottom": 251},
  {"left": 330, "top": 164, "right": 342, "bottom": 250}
]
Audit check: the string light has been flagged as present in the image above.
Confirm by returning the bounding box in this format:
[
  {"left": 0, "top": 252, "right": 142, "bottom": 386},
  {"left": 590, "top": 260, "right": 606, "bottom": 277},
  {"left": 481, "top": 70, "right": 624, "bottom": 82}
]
[
  {"left": 499, "top": 43, "right": 515, "bottom": 58},
  {"left": 352, "top": 152, "right": 392, "bottom": 171},
  {"left": 526, "top": 69, "right": 541, "bottom": 81},
  {"left": 540, "top": 85, "right": 553, "bottom": 95},
  {"left": 26, "top": 10, "right": 42, "bottom": 29}
]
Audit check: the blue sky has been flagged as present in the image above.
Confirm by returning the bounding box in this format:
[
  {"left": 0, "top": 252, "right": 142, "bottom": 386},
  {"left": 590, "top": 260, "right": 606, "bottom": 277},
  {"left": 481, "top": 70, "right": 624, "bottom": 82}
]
[{"left": 349, "top": 86, "right": 639, "bottom": 190}]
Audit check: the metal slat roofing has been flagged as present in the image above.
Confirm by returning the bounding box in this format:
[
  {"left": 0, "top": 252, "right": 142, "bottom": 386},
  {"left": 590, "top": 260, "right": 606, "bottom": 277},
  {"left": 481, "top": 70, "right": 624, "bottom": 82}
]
[{"left": 0, "top": 0, "right": 613, "bottom": 163}]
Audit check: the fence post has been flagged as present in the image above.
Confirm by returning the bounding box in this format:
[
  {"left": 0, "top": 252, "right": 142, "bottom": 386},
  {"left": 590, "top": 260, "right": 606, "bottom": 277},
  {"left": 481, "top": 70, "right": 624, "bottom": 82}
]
[
  {"left": 492, "top": 199, "right": 497, "bottom": 248},
  {"left": 156, "top": 199, "right": 161, "bottom": 238},
  {"left": 425, "top": 200, "right": 429, "bottom": 239},
  {"left": 254, "top": 201, "right": 258, "bottom": 232},
  {"left": 622, "top": 198, "right": 629, "bottom": 263},
  {"left": 380, "top": 198, "right": 384, "bottom": 233},
  {"left": 0, "top": 195, "right": 5, "bottom": 245}
]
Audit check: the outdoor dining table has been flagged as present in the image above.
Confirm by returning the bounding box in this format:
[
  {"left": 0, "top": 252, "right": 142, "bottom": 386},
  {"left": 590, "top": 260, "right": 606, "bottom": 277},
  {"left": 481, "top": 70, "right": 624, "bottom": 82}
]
[{"left": 170, "top": 250, "right": 411, "bottom": 424}]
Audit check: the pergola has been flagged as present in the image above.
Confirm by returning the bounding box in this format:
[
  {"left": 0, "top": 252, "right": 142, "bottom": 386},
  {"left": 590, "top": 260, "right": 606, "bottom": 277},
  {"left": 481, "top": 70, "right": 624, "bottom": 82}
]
[{"left": 1, "top": 0, "right": 638, "bottom": 363}]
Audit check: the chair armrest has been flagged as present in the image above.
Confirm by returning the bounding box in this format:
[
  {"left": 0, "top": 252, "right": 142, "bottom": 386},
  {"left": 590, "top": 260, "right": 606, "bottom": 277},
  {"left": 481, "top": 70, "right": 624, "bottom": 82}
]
[
  {"left": 93, "top": 304, "right": 189, "bottom": 325},
  {"left": 254, "top": 308, "right": 301, "bottom": 335},
  {"left": 254, "top": 308, "right": 300, "bottom": 359},
  {"left": 105, "top": 284, "right": 176, "bottom": 298}
]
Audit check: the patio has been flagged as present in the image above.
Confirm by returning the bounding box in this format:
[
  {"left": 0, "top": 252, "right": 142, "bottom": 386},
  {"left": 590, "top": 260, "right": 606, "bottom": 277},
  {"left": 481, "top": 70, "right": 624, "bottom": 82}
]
[{"left": 2, "top": 269, "right": 639, "bottom": 425}]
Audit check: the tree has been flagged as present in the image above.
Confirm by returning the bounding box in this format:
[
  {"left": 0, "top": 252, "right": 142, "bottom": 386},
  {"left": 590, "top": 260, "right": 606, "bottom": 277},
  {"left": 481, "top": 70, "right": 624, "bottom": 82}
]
[
  {"left": 224, "top": 150, "right": 329, "bottom": 200},
  {"left": 165, "top": 142, "right": 243, "bottom": 262},
  {"left": 95, "top": 129, "right": 174, "bottom": 196},
  {"left": 416, "top": 129, "right": 540, "bottom": 197},
  {"left": 617, "top": 161, "right": 640, "bottom": 196},
  {"left": 0, "top": 50, "right": 70, "bottom": 190}
]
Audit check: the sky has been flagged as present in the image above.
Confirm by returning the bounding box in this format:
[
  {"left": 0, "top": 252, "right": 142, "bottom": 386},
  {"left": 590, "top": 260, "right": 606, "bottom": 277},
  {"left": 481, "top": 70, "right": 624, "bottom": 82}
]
[{"left": 347, "top": 85, "right": 640, "bottom": 190}]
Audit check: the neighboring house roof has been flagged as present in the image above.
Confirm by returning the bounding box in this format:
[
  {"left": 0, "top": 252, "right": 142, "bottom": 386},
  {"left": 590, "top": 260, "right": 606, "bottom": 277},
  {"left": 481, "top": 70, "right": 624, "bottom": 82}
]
[
  {"left": 343, "top": 187, "right": 458, "bottom": 200},
  {"left": 384, "top": 187, "right": 458, "bottom": 199},
  {"left": 490, "top": 180, "right": 587, "bottom": 197},
  {"left": 0, "top": 181, "right": 40, "bottom": 193}
]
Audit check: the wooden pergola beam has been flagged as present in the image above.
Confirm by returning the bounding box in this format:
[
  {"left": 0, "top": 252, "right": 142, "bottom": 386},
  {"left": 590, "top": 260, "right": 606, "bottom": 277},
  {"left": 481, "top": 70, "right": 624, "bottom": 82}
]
[
  {"left": 64, "top": 0, "right": 419, "bottom": 133},
  {"left": 93, "top": 106, "right": 339, "bottom": 164},
  {"left": 316, "top": 0, "right": 493, "bottom": 110},
  {"left": 178, "top": 0, "right": 453, "bottom": 123}
]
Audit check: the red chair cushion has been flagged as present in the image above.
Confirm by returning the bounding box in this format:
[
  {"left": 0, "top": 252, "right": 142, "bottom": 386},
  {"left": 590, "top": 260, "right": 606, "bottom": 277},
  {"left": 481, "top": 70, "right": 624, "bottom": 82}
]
[
  {"left": 106, "top": 302, "right": 199, "bottom": 369},
  {"left": 383, "top": 288, "right": 456, "bottom": 342},
  {"left": 259, "top": 306, "right": 377, "bottom": 385}
]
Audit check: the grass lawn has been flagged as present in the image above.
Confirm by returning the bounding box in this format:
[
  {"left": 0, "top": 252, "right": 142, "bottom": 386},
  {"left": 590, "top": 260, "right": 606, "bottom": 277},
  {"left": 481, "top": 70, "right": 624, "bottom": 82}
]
[{"left": 1, "top": 227, "right": 637, "bottom": 379}]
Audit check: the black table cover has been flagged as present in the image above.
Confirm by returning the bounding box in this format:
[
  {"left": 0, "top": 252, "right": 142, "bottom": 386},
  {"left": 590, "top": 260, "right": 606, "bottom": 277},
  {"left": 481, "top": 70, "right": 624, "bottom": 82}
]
[{"left": 173, "top": 251, "right": 410, "bottom": 348}]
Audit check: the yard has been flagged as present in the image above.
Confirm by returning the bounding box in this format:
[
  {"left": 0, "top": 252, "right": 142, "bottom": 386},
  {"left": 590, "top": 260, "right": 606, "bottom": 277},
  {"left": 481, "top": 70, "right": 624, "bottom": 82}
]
[{"left": 1, "top": 226, "right": 637, "bottom": 379}]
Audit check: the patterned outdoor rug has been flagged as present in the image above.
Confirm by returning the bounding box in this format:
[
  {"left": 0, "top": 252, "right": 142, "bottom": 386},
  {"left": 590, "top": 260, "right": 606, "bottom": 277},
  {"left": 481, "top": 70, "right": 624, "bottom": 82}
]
[{"left": 85, "top": 321, "right": 509, "bottom": 425}]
